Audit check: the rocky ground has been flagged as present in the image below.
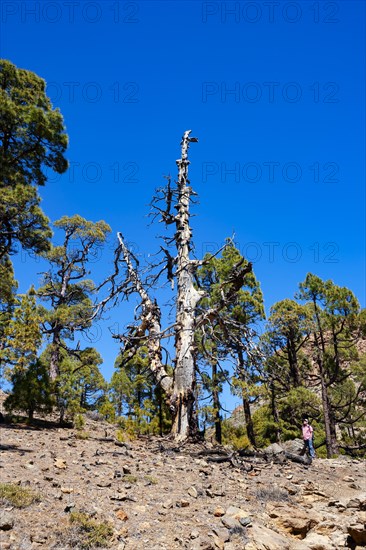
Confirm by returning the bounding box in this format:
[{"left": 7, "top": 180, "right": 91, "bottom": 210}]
[{"left": 0, "top": 414, "right": 365, "bottom": 550}]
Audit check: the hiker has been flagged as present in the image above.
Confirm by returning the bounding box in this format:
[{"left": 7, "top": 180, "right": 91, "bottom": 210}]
[{"left": 302, "top": 418, "right": 315, "bottom": 459}]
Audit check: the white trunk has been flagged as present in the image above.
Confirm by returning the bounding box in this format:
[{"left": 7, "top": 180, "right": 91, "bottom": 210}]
[
  {"left": 117, "top": 233, "right": 173, "bottom": 394},
  {"left": 171, "top": 131, "right": 203, "bottom": 440}
]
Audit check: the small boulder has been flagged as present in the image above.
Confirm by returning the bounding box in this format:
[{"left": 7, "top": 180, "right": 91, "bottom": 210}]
[
  {"left": 348, "top": 524, "right": 366, "bottom": 546},
  {"left": 0, "top": 511, "right": 14, "bottom": 531},
  {"left": 281, "top": 439, "right": 305, "bottom": 455},
  {"left": 264, "top": 443, "right": 284, "bottom": 456},
  {"left": 221, "top": 516, "right": 240, "bottom": 530},
  {"left": 301, "top": 532, "right": 333, "bottom": 549}
]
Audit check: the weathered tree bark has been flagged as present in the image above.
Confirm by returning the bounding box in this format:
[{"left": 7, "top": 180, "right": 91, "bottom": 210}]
[
  {"left": 237, "top": 348, "right": 256, "bottom": 447},
  {"left": 49, "top": 333, "right": 61, "bottom": 381},
  {"left": 312, "top": 298, "right": 339, "bottom": 457},
  {"left": 115, "top": 131, "right": 255, "bottom": 441},
  {"left": 242, "top": 395, "right": 256, "bottom": 447},
  {"left": 317, "top": 354, "right": 338, "bottom": 457},
  {"left": 212, "top": 362, "right": 222, "bottom": 444},
  {"left": 170, "top": 131, "right": 204, "bottom": 441},
  {"left": 286, "top": 333, "right": 301, "bottom": 387},
  {"left": 270, "top": 379, "right": 282, "bottom": 443},
  {"left": 116, "top": 233, "right": 173, "bottom": 396}
]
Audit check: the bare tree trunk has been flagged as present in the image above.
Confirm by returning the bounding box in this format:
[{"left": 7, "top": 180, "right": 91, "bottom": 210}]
[
  {"left": 270, "top": 380, "right": 281, "bottom": 443},
  {"left": 242, "top": 395, "right": 256, "bottom": 447},
  {"left": 170, "top": 131, "right": 203, "bottom": 441},
  {"left": 49, "top": 331, "right": 61, "bottom": 381},
  {"left": 287, "top": 337, "right": 301, "bottom": 387},
  {"left": 212, "top": 362, "right": 222, "bottom": 444},
  {"left": 117, "top": 233, "right": 173, "bottom": 395},
  {"left": 313, "top": 336, "right": 338, "bottom": 457}
]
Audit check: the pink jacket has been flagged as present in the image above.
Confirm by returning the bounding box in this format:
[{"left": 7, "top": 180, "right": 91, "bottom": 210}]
[{"left": 302, "top": 424, "right": 313, "bottom": 441}]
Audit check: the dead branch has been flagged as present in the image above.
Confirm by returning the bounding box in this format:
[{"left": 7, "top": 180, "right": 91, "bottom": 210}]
[{"left": 114, "top": 233, "right": 173, "bottom": 394}]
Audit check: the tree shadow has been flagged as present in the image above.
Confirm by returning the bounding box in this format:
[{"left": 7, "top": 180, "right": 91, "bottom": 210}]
[
  {"left": 0, "top": 415, "right": 73, "bottom": 431},
  {"left": 0, "top": 443, "right": 33, "bottom": 453}
]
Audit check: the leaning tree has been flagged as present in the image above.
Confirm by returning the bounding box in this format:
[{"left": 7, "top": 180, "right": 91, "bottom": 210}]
[{"left": 103, "top": 131, "right": 256, "bottom": 441}]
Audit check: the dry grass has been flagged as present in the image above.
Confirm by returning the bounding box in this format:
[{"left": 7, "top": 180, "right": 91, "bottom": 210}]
[
  {"left": 255, "top": 486, "right": 290, "bottom": 502},
  {"left": 66, "top": 511, "right": 115, "bottom": 549},
  {"left": 0, "top": 483, "right": 41, "bottom": 508}
]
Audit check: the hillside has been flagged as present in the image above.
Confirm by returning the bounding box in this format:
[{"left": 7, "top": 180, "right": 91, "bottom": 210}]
[{"left": 0, "top": 413, "right": 365, "bottom": 550}]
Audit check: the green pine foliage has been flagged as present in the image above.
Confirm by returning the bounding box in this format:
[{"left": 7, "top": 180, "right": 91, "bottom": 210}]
[
  {"left": 4, "top": 359, "right": 54, "bottom": 421},
  {"left": 0, "top": 59, "right": 68, "bottom": 260},
  {"left": 40, "top": 345, "right": 107, "bottom": 419},
  {"left": 38, "top": 215, "right": 111, "bottom": 381},
  {"left": 111, "top": 348, "right": 172, "bottom": 436}
]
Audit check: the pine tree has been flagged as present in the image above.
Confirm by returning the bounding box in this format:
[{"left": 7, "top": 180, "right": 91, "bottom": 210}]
[
  {"left": 4, "top": 360, "right": 53, "bottom": 421},
  {"left": 0, "top": 59, "right": 68, "bottom": 260},
  {"left": 297, "top": 273, "right": 361, "bottom": 457},
  {"left": 0, "top": 255, "right": 18, "bottom": 382},
  {"left": 40, "top": 345, "right": 106, "bottom": 420},
  {"left": 196, "top": 243, "right": 265, "bottom": 445},
  {"left": 38, "top": 215, "right": 111, "bottom": 380},
  {"left": 2, "top": 288, "right": 42, "bottom": 376}
]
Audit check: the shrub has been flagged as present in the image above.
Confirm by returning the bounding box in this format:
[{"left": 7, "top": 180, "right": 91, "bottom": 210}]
[
  {"left": 74, "top": 414, "right": 85, "bottom": 430},
  {"left": 221, "top": 420, "right": 251, "bottom": 450},
  {"left": 0, "top": 483, "right": 41, "bottom": 507},
  {"left": 68, "top": 511, "right": 114, "bottom": 549},
  {"left": 75, "top": 430, "right": 89, "bottom": 440}
]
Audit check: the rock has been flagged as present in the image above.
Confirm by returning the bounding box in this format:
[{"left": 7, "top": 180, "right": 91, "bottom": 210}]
[
  {"left": 64, "top": 503, "right": 76, "bottom": 512},
  {"left": 188, "top": 486, "right": 198, "bottom": 498},
  {"left": 115, "top": 509, "right": 128, "bottom": 521},
  {"left": 179, "top": 499, "right": 190, "bottom": 507},
  {"left": 347, "top": 497, "right": 362, "bottom": 509},
  {"left": 212, "top": 536, "right": 225, "bottom": 550},
  {"left": 54, "top": 458, "right": 67, "bottom": 469},
  {"left": 287, "top": 486, "right": 299, "bottom": 495},
  {"left": 225, "top": 505, "right": 249, "bottom": 520},
  {"left": 268, "top": 505, "right": 320, "bottom": 538},
  {"left": 190, "top": 529, "right": 200, "bottom": 539},
  {"left": 30, "top": 533, "right": 48, "bottom": 544},
  {"left": 60, "top": 486, "right": 74, "bottom": 494},
  {"left": 162, "top": 499, "right": 173, "bottom": 509},
  {"left": 348, "top": 524, "right": 366, "bottom": 545},
  {"left": 329, "top": 531, "right": 348, "bottom": 548},
  {"left": 212, "top": 527, "right": 230, "bottom": 542},
  {"left": 0, "top": 511, "right": 14, "bottom": 531},
  {"left": 189, "top": 536, "right": 214, "bottom": 550},
  {"left": 221, "top": 516, "right": 240, "bottom": 529},
  {"left": 295, "top": 532, "right": 334, "bottom": 549},
  {"left": 96, "top": 479, "right": 112, "bottom": 487},
  {"left": 343, "top": 476, "right": 354, "bottom": 482},
  {"left": 213, "top": 507, "right": 225, "bottom": 517},
  {"left": 213, "top": 489, "right": 226, "bottom": 497},
  {"left": 281, "top": 438, "right": 305, "bottom": 455},
  {"left": 263, "top": 443, "right": 284, "bottom": 455},
  {"left": 246, "top": 524, "right": 292, "bottom": 549}
]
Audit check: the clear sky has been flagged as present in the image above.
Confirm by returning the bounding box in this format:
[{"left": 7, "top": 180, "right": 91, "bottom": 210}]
[{"left": 1, "top": 1, "right": 365, "bottom": 411}]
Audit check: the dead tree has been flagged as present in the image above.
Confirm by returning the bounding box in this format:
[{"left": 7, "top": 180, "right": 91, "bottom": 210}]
[
  {"left": 111, "top": 131, "right": 254, "bottom": 441},
  {"left": 169, "top": 131, "right": 204, "bottom": 440}
]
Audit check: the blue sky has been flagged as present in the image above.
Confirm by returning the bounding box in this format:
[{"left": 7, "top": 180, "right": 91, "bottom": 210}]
[{"left": 1, "top": 1, "right": 365, "bottom": 410}]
